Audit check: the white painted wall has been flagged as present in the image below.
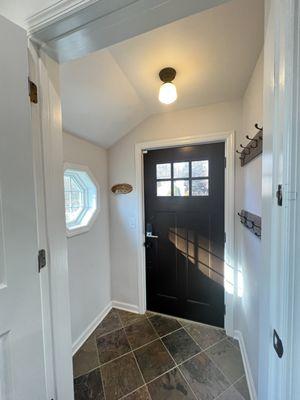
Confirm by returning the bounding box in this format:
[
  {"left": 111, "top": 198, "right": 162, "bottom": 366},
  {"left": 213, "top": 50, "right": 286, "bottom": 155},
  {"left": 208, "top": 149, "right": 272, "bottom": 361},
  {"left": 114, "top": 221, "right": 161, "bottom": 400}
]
[
  {"left": 235, "top": 51, "right": 264, "bottom": 393},
  {"left": 108, "top": 100, "right": 242, "bottom": 307},
  {"left": 63, "top": 132, "right": 111, "bottom": 344}
]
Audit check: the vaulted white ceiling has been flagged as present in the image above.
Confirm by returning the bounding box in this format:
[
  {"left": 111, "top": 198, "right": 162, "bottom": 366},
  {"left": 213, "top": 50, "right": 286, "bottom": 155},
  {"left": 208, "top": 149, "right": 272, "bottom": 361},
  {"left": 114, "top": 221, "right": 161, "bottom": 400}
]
[{"left": 60, "top": 0, "right": 264, "bottom": 148}]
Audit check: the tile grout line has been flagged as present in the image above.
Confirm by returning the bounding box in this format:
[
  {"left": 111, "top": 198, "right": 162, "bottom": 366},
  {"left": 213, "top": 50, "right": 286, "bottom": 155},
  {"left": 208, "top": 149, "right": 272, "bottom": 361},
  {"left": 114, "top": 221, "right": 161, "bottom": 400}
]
[
  {"left": 146, "top": 309, "right": 226, "bottom": 332},
  {"left": 75, "top": 309, "right": 247, "bottom": 399},
  {"left": 213, "top": 374, "right": 247, "bottom": 400},
  {"left": 100, "top": 309, "right": 124, "bottom": 400},
  {"left": 121, "top": 316, "right": 152, "bottom": 400},
  {"left": 203, "top": 337, "right": 246, "bottom": 385},
  {"left": 94, "top": 334, "right": 107, "bottom": 400},
  {"left": 203, "top": 341, "right": 243, "bottom": 391},
  {"left": 159, "top": 333, "right": 199, "bottom": 400}
]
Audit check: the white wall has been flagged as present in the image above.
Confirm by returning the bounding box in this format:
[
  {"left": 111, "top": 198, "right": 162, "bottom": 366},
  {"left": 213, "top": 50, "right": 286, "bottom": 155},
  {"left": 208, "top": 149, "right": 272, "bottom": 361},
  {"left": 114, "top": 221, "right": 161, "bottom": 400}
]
[
  {"left": 235, "top": 51, "right": 264, "bottom": 393},
  {"left": 63, "top": 132, "right": 111, "bottom": 345},
  {"left": 108, "top": 100, "right": 242, "bottom": 307}
]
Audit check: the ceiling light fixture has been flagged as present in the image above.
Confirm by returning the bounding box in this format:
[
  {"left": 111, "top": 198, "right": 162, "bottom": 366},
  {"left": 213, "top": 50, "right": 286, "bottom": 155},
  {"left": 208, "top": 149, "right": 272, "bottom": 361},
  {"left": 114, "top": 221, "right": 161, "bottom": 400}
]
[{"left": 158, "top": 67, "right": 177, "bottom": 105}]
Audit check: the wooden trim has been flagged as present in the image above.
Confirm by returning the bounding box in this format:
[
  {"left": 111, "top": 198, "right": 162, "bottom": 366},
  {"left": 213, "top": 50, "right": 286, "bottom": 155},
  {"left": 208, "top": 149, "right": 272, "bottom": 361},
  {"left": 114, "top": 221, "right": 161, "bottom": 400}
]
[
  {"left": 135, "top": 131, "right": 236, "bottom": 336},
  {"left": 235, "top": 330, "right": 257, "bottom": 400},
  {"left": 26, "top": 0, "right": 98, "bottom": 32},
  {"left": 38, "top": 50, "right": 74, "bottom": 399}
]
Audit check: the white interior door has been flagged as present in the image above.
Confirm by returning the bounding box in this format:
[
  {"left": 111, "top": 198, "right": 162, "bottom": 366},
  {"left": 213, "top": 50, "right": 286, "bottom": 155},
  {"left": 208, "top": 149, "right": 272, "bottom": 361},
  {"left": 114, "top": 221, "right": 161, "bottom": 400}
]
[{"left": 0, "top": 15, "right": 47, "bottom": 399}]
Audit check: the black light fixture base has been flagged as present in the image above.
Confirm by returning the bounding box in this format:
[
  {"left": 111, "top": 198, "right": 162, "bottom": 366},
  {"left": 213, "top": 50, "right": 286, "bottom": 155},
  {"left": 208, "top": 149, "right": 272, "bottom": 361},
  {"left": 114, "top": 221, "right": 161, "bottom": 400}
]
[{"left": 159, "top": 67, "right": 176, "bottom": 83}]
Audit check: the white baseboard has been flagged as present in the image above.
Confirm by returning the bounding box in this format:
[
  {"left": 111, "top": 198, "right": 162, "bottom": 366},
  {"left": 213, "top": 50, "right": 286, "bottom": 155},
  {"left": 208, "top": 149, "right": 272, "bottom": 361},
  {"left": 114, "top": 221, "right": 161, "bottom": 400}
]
[
  {"left": 234, "top": 330, "right": 257, "bottom": 400},
  {"left": 72, "top": 302, "right": 112, "bottom": 355},
  {"left": 111, "top": 300, "right": 140, "bottom": 314}
]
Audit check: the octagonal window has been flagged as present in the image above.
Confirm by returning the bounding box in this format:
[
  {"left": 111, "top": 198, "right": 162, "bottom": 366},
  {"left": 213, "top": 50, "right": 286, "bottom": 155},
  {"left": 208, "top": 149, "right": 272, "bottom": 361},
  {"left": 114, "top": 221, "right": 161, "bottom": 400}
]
[{"left": 64, "top": 164, "right": 99, "bottom": 236}]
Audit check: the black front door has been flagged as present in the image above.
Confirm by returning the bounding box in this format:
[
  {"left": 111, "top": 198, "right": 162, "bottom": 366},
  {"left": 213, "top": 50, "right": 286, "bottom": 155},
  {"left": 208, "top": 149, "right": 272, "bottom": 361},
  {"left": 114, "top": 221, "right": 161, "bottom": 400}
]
[{"left": 144, "top": 143, "right": 225, "bottom": 327}]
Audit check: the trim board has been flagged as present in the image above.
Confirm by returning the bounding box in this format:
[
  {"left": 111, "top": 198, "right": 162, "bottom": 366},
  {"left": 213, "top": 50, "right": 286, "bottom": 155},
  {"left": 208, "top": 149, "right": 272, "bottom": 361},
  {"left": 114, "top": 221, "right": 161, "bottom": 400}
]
[
  {"left": 72, "top": 301, "right": 140, "bottom": 354},
  {"left": 235, "top": 330, "right": 257, "bottom": 400}
]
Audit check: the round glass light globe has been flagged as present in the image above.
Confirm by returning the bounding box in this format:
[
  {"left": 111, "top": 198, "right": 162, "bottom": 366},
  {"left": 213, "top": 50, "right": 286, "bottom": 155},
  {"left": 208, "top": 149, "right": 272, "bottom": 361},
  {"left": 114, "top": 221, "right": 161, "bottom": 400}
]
[{"left": 159, "top": 82, "right": 177, "bottom": 104}]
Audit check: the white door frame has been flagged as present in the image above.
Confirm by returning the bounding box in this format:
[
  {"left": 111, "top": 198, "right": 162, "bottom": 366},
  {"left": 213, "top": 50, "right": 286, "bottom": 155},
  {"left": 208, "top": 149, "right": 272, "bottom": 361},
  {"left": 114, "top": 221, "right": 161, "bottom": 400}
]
[
  {"left": 36, "top": 50, "right": 75, "bottom": 399},
  {"left": 260, "top": 0, "right": 300, "bottom": 399},
  {"left": 135, "top": 131, "right": 235, "bottom": 335}
]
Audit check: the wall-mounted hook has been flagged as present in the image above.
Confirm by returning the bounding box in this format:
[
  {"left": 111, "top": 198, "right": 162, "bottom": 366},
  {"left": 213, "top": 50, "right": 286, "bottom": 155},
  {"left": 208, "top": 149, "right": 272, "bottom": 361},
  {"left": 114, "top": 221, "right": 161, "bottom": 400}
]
[
  {"left": 255, "top": 123, "right": 263, "bottom": 131},
  {"left": 246, "top": 135, "right": 256, "bottom": 141},
  {"left": 240, "top": 145, "right": 251, "bottom": 154},
  {"left": 238, "top": 209, "right": 261, "bottom": 239}
]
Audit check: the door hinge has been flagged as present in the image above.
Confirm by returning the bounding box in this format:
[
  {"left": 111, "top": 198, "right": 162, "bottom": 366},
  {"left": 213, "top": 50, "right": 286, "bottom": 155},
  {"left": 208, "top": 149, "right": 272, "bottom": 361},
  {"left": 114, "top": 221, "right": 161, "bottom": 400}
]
[
  {"left": 276, "top": 184, "right": 283, "bottom": 206},
  {"left": 224, "top": 232, "right": 226, "bottom": 243},
  {"left": 273, "top": 329, "right": 284, "bottom": 358},
  {"left": 224, "top": 304, "right": 226, "bottom": 315},
  {"left": 28, "top": 79, "right": 38, "bottom": 104},
  {"left": 224, "top": 157, "right": 227, "bottom": 168},
  {"left": 38, "top": 249, "right": 46, "bottom": 272}
]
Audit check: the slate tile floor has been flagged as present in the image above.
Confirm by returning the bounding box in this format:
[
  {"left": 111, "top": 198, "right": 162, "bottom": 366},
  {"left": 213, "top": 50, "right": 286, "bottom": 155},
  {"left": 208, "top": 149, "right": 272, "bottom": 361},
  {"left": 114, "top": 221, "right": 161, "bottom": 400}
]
[{"left": 73, "top": 309, "right": 251, "bottom": 400}]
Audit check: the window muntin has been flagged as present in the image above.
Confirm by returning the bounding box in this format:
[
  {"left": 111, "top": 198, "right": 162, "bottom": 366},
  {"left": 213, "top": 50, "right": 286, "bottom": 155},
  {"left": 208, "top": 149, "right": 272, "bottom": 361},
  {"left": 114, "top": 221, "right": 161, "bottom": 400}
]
[
  {"left": 156, "top": 160, "right": 209, "bottom": 197},
  {"left": 64, "top": 166, "right": 99, "bottom": 235}
]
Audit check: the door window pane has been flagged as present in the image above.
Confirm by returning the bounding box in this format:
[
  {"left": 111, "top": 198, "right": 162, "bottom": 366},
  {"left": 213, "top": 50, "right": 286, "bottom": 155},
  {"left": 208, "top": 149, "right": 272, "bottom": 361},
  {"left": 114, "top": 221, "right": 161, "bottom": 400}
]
[
  {"left": 157, "top": 181, "right": 171, "bottom": 196},
  {"left": 173, "top": 162, "right": 189, "bottom": 178},
  {"left": 192, "top": 179, "right": 209, "bottom": 196},
  {"left": 192, "top": 160, "right": 209, "bottom": 177},
  {"left": 174, "top": 180, "right": 189, "bottom": 196},
  {"left": 156, "top": 163, "right": 171, "bottom": 179}
]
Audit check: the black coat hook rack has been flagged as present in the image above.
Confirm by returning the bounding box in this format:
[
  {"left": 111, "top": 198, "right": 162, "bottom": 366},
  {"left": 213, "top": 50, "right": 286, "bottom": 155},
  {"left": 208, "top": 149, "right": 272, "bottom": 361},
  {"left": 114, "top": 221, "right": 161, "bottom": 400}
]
[
  {"left": 236, "top": 124, "right": 263, "bottom": 166},
  {"left": 238, "top": 210, "right": 261, "bottom": 238}
]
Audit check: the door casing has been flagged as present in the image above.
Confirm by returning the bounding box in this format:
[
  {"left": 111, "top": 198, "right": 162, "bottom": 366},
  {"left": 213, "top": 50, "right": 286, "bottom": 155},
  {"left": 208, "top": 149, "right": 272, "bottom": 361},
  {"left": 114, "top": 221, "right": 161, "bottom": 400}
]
[{"left": 135, "top": 131, "right": 235, "bottom": 335}]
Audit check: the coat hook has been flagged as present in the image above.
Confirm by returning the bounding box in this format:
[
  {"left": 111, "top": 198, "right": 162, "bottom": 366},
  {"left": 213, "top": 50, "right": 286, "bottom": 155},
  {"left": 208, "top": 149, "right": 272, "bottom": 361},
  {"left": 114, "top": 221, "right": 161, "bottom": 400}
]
[
  {"left": 255, "top": 123, "right": 263, "bottom": 131},
  {"left": 237, "top": 212, "right": 246, "bottom": 223},
  {"left": 240, "top": 145, "right": 250, "bottom": 154},
  {"left": 246, "top": 135, "right": 258, "bottom": 142}
]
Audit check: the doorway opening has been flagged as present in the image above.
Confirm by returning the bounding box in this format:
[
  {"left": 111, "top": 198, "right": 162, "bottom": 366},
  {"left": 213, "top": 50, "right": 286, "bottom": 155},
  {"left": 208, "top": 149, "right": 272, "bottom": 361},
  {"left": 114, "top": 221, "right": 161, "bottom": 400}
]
[
  {"left": 144, "top": 143, "right": 225, "bottom": 327},
  {"left": 135, "top": 132, "right": 235, "bottom": 334}
]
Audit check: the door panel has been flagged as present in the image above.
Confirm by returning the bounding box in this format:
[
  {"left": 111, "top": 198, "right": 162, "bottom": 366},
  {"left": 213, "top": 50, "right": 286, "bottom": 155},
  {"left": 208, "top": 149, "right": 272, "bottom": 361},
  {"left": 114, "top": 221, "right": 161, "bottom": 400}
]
[
  {"left": 0, "top": 16, "right": 47, "bottom": 399},
  {"left": 144, "top": 143, "right": 225, "bottom": 327}
]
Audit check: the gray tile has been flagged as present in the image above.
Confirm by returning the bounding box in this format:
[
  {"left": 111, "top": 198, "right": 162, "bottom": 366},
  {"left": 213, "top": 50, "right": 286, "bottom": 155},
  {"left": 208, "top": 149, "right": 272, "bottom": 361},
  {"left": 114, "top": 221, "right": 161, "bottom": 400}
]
[
  {"left": 134, "top": 339, "right": 175, "bottom": 383},
  {"left": 227, "top": 336, "right": 240, "bottom": 349},
  {"left": 124, "top": 386, "right": 151, "bottom": 400},
  {"left": 234, "top": 376, "right": 251, "bottom": 400},
  {"left": 101, "top": 352, "right": 144, "bottom": 400},
  {"left": 217, "top": 386, "right": 245, "bottom": 400},
  {"left": 118, "top": 309, "right": 146, "bottom": 327},
  {"left": 162, "top": 328, "right": 201, "bottom": 364},
  {"left": 180, "top": 352, "right": 230, "bottom": 400},
  {"left": 147, "top": 368, "right": 197, "bottom": 400},
  {"left": 94, "top": 309, "right": 122, "bottom": 338},
  {"left": 73, "top": 334, "right": 99, "bottom": 378},
  {"left": 185, "top": 322, "right": 226, "bottom": 350},
  {"left": 125, "top": 319, "right": 158, "bottom": 349},
  {"left": 149, "top": 315, "right": 181, "bottom": 337},
  {"left": 97, "top": 328, "right": 131, "bottom": 364},
  {"left": 206, "top": 339, "right": 245, "bottom": 383},
  {"left": 74, "top": 368, "right": 105, "bottom": 400}
]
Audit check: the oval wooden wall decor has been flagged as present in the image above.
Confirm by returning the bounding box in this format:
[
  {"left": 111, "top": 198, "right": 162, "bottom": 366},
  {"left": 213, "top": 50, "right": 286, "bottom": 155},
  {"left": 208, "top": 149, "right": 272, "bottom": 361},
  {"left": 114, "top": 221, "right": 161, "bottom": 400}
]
[{"left": 111, "top": 183, "right": 133, "bottom": 194}]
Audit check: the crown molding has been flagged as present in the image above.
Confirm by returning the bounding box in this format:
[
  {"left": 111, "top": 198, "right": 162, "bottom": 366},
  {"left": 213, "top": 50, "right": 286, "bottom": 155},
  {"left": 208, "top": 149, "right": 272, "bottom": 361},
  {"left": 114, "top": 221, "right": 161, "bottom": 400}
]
[{"left": 26, "top": 0, "right": 98, "bottom": 33}]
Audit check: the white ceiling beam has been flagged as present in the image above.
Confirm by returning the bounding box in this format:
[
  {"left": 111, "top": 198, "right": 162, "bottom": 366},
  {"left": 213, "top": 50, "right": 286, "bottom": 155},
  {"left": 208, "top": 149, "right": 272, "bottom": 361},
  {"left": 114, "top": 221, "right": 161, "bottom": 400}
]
[{"left": 31, "top": 0, "right": 230, "bottom": 63}]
